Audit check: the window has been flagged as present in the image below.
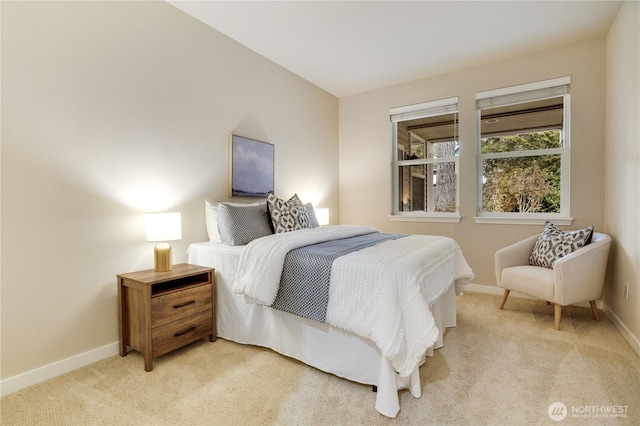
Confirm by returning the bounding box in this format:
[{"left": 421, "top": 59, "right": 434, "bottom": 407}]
[
  {"left": 475, "top": 77, "right": 571, "bottom": 224},
  {"left": 390, "top": 97, "right": 459, "bottom": 222}
]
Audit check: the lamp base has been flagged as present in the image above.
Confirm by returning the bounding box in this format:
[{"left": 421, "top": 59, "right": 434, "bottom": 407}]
[{"left": 154, "top": 242, "right": 173, "bottom": 272}]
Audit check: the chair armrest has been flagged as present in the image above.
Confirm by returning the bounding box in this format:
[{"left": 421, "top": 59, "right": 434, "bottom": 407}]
[
  {"left": 494, "top": 234, "right": 539, "bottom": 285},
  {"left": 553, "top": 235, "right": 611, "bottom": 305}
]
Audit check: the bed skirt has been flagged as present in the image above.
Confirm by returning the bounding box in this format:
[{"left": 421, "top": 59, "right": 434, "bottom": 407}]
[{"left": 188, "top": 242, "right": 459, "bottom": 418}]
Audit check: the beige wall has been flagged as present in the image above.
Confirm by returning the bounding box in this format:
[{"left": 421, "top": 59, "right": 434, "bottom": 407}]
[
  {"left": 605, "top": 1, "right": 640, "bottom": 348},
  {"left": 1, "top": 1, "right": 339, "bottom": 380},
  {"left": 339, "top": 40, "right": 606, "bottom": 288}
]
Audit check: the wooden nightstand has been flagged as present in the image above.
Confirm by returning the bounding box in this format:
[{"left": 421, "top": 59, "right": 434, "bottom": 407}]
[{"left": 117, "top": 263, "right": 215, "bottom": 371}]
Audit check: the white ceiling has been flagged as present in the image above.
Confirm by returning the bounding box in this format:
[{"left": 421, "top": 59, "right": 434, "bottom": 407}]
[{"left": 167, "top": 1, "right": 623, "bottom": 98}]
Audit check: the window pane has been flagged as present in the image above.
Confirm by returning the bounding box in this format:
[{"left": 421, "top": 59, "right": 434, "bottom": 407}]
[
  {"left": 410, "top": 134, "right": 426, "bottom": 160},
  {"left": 398, "top": 162, "right": 457, "bottom": 213},
  {"left": 400, "top": 112, "right": 459, "bottom": 158},
  {"left": 433, "top": 162, "right": 457, "bottom": 212},
  {"left": 398, "top": 165, "right": 424, "bottom": 212},
  {"left": 480, "top": 97, "right": 564, "bottom": 142},
  {"left": 432, "top": 140, "right": 458, "bottom": 158},
  {"left": 482, "top": 155, "right": 561, "bottom": 213},
  {"left": 392, "top": 99, "right": 459, "bottom": 216},
  {"left": 481, "top": 130, "right": 562, "bottom": 154}
]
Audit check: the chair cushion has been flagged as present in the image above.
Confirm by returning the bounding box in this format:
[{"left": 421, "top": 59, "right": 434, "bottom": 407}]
[
  {"left": 501, "top": 265, "right": 555, "bottom": 301},
  {"left": 529, "top": 221, "right": 593, "bottom": 268}
]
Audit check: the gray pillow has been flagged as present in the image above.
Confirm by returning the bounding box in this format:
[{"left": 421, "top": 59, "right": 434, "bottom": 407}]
[
  {"left": 217, "top": 203, "right": 272, "bottom": 246},
  {"left": 305, "top": 203, "right": 319, "bottom": 228}
]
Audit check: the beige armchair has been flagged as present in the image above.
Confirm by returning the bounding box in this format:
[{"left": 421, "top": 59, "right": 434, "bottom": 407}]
[{"left": 495, "top": 232, "right": 611, "bottom": 330}]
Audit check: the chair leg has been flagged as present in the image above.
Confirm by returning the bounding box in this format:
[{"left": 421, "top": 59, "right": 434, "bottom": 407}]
[
  {"left": 499, "top": 290, "right": 510, "bottom": 310},
  {"left": 589, "top": 301, "right": 600, "bottom": 321},
  {"left": 554, "top": 304, "right": 562, "bottom": 330}
]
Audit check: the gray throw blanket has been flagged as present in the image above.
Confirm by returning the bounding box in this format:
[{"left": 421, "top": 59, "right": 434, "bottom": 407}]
[{"left": 270, "top": 232, "right": 405, "bottom": 323}]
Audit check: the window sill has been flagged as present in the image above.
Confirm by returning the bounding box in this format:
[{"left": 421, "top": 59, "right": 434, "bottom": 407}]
[
  {"left": 389, "top": 214, "right": 462, "bottom": 223},
  {"left": 474, "top": 216, "right": 573, "bottom": 225}
]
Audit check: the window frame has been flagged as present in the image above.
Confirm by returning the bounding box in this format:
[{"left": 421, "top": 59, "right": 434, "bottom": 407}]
[
  {"left": 389, "top": 97, "right": 461, "bottom": 223},
  {"left": 474, "top": 77, "right": 572, "bottom": 225}
]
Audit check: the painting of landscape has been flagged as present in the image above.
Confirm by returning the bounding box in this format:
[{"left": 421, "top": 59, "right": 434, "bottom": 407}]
[{"left": 230, "top": 134, "right": 274, "bottom": 197}]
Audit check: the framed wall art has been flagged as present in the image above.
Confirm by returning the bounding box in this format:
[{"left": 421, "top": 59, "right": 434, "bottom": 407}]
[{"left": 229, "top": 134, "right": 274, "bottom": 197}]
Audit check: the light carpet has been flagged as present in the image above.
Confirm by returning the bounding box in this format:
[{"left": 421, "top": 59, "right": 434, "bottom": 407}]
[{"left": 1, "top": 292, "right": 638, "bottom": 425}]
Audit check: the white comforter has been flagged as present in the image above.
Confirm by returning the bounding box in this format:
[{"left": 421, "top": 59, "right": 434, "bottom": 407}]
[{"left": 233, "top": 225, "right": 474, "bottom": 377}]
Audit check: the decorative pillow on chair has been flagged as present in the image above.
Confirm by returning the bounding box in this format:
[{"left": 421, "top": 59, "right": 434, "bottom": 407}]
[
  {"left": 266, "top": 193, "right": 311, "bottom": 233},
  {"left": 529, "top": 221, "right": 594, "bottom": 268}
]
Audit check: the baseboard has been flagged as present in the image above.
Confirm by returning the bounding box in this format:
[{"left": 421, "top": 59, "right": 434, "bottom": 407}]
[
  {"left": 465, "top": 284, "right": 639, "bottom": 358},
  {"left": 0, "top": 341, "right": 119, "bottom": 397},
  {"left": 463, "top": 283, "right": 506, "bottom": 296},
  {"left": 602, "top": 304, "right": 640, "bottom": 357}
]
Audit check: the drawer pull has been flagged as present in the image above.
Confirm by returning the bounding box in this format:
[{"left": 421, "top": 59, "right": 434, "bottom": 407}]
[
  {"left": 173, "top": 300, "right": 196, "bottom": 309},
  {"left": 174, "top": 326, "right": 196, "bottom": 337}
]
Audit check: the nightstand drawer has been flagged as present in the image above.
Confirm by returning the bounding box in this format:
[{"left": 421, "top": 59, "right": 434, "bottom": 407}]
[
  {"left": 152, "top": 311, "right": 213, "bottom": 357},
  {"left": 151, "top": 283, "right": 212, "bottom": 328}
]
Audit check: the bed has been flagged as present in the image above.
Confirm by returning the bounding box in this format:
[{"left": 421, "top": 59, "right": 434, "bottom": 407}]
[{"left": 186, "top": 197, "right": 474, "bottom": 418}]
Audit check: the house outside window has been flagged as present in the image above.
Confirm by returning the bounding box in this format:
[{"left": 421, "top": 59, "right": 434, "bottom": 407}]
[
  {"left": 475, "top": 77, "right": 571, "bottom": 225},
  {"left": 390, "top": 97, "right": 460, "bottom": 222}
]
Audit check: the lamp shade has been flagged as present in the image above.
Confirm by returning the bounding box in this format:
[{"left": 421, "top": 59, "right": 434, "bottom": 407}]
[
  {"left": 145, "top": 212, "right": 182, "bottom": 242},
  {"left": 315, "top": 208, "right": 329, "bottom": 226}
]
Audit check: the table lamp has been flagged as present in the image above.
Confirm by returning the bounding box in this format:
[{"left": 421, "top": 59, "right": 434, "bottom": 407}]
[
  {"left": 315, "top": 208, "right": 330, "bottom": 226},
  {"left": 145, "top": 212, "right": 182, "bottom": 272}
]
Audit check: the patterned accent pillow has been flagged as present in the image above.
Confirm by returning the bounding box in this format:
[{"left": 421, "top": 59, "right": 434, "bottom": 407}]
[
  {"left": 217, "top": 203, "right": 272, "bottom": 246},
  {"left": 529, "top": 221, "right": 594, "bottom": 268},
  {"left": 266, "top": 193, "right": 311, "bottom": 233}
]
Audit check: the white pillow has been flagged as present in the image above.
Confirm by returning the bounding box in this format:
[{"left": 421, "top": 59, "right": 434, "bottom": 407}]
[{"left": 205, "top": 200, "right": 260, "bottom": 243}]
